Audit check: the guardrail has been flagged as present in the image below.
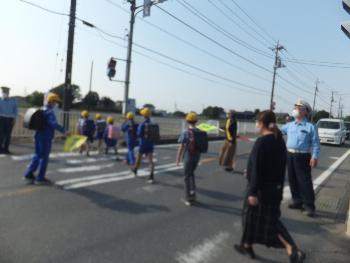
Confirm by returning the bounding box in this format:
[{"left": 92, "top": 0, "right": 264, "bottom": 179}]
[{"left": 12, "top": 110, "right": 259, "bottom": 138}]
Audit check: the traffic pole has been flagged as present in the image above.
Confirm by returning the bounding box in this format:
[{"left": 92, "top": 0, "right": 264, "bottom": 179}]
[{"left": 63, "top": 0, "right": 76, "bottom": 130}]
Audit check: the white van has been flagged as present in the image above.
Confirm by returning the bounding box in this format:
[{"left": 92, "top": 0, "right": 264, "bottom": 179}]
[{"left": 317, "top": 119, "right": 347, "bottom": 146}]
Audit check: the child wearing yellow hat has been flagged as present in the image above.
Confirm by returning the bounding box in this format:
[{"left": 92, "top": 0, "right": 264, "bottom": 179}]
[
  {"left": 95, "top": 113, "right": 107, "bottom": 153},
  {"left": 103, "top": 116, "right": 121, "bottom": 157},
  {"left": 121, "top": 112, "right": 138, "bottom": 165}
]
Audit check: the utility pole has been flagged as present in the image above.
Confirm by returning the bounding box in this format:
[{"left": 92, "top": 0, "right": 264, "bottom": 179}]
[
  {"left": 330, "top": 91, "right": 335, "bottom": 118},
  {"left": 123, "top": 0, "right": 137, "bottom": 115},
  {"left": 89, "top": 61, "right": 94, "bottom": 93},
  {"left": 63, "top": 0, "right": 77, "bottom": 130},
  {"left": 311, "top": 79, "right": 319, "bottom": 122},
  {"left": 338, "top": 96, "right": 342, "bottom": 118},
  {"left": 270, "top": 41, "right": 285, "bottom": 111}
]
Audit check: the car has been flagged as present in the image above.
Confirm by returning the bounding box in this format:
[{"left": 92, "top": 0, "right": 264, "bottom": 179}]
[
  {"left": 317, "top": 118, "right": 347, "bottom": 146},
  {"left": 345, "top": 122, "right": 350, "bottom": 140}
]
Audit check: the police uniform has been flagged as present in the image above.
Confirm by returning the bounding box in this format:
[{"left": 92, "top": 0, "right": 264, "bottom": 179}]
[
  {"left": 281, "top": 118, "right": 320, "bottom": 211},
  {"left": 24, "top": 105, "right": 65, "bottom": 182},
  {"left": 121, "top": 120, "right": 137, "bottom": 165},
  {"left": 0, "top": 87, "right": 18, "bottom": 154}
]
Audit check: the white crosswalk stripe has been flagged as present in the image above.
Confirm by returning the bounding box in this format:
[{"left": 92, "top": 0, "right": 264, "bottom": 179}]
[
  {"left": 56, "top": 162, "right": 182, "bottom": 190},
  {"left": 58, "top": 163, "right": 115, "bottom": 173}
]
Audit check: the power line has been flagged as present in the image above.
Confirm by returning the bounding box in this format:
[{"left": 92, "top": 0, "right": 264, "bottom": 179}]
[
  {"left": 216, "top": 0, "right": 273, "bottom": 47},
  {"left": 103, "top": 0, "right": 273, "bottom": 83},
  {"left": 229, "top": 0, "right": 277, "bottom": 43},
  {"left": 206, "top": 0, "right": 272, "bottom": 49},
  {"left": 154, "top": 4, "right": 273, "bottom": 73},
  {"left": 177, "top": 0, "right": 273, "bottom": 59}
]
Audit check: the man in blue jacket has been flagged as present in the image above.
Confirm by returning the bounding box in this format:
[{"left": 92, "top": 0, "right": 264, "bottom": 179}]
[
  {"left": 23, "top": 93, "right": 66, "bottom": 185},
  {"left": 0, "top": 87, "right": 18, "bottom": 154}
]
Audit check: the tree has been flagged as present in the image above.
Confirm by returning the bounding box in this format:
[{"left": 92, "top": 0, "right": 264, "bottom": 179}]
[
  {"left": 26, "top": 91, "right": 44, "bottom": 106},
  {"left": 100, "top": 97, "right": 116, "bottom": 111},
  {"left": 83, "top": 91, "right": 99, "bottom": 109},
  {"left": 202, "top": 106, "right": 225, "bottom": 119},
  {"left": 173, "top": 111, "right": 186, "bottom": 117},
  {"left": 50, "top": 84, "right": 81, "bottom": 108},
  {"left": 313, "top": 110, "right": 330, "bottom": 123},
  {"left": 254, "top": 108, "right": 260, "bottom": 117}
]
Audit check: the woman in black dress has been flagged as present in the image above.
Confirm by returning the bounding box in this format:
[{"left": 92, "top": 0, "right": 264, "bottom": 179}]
[{"left": 234, "top": 110, "right": 305, "bottom": 263}]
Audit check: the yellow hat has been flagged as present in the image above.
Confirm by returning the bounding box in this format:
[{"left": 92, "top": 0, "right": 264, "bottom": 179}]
[
  {"left": 47, "top": 93, "right": 61, "bottom": 103},
  {"left": 107, "top": 116, "right": 114, "bottom": 124},
  {"left": 186, "top": 112, "right": 198, "bottom": 122},
  {"left": 81, "top": 110, "right": 89, "bottom": 118},
  {"left": 96, "top": 113, "right": 102, "bottom": 120},
  {"left": 126, "top": 112, "right": 134, "bottom": 120},
  {"left": 140, "top": 107, "right": 152, "bottom": 118}
]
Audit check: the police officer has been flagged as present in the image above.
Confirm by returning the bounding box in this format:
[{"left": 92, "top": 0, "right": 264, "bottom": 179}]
[
  {"left": 121, "top": 112, "right": 137, "bottom": 166},
  {"left": 23, "top": 93, "right": 66, "bottom": 185},
  {"left": 281, "top": 99, "right": 320, "bottom": 217},
  {"left": 0, "top": 87, "right": 18, "bottom": 154}
]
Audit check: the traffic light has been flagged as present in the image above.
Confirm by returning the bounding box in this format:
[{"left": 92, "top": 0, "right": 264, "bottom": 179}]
[
  {"left": 341, "top": 0, "right": 350, "bottom": 39},
  {"left": 107, "top": 58, "right": 117, "bottom": 80}
]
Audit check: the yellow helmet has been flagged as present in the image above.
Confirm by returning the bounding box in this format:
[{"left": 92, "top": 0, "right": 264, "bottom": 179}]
[
  {"left": 126, "top": 112, "right": 134, "bottom": 120},
  {"left": 81, "top": 110, "right": 89, "bottom": 118},
  {"left": 107, "top": 116, "right": 114, "bottom": 124},
  {"left": 96, "top": 113, "right": 102, "bottom": 120},
  {"left": 186, "top": 112, "right": 198, "bottom": 123},
  {"left": 47, "top": 93, "right": 61, "bottom": 103},
  {"left": 140, "top": 107, "right": 152, "bottom": 118}
]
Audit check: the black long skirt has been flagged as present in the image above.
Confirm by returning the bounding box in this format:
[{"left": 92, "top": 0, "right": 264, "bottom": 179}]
[{"left": 241, "top": 199, "right": 295, "bottom": 248}]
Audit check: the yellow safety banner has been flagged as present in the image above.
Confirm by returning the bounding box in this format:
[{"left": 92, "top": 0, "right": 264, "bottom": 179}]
[
  {"left": 197, "top": 123, "right": 218, "bottom": 132},
  {"left": 64, "top": 135, "right": 87, "bottom": 152}
]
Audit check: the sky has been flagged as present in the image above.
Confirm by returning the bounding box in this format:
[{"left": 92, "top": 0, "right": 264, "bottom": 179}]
[{"left": 1, "top": 0, "right": 350, "bottom": 115}]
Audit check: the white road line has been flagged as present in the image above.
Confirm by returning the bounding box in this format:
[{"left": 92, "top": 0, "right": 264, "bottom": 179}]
[
  {"left": 162, "top": 156, "right": 172, "bottom": 160},
  {"left": 283, "top": 149, "right": 350, "bottom": 201},
  {"left": 329, "top": 156, "right": 339, "bottom": 160},
  {"left": 63, "top": 164, "right": 183, "bottom": 190},
  {"left": 56, "top": 162, "right": 179, "bottom": 186},
  {"left": 0, "top": 154, "right": 6, "bottom": 158},
  {"left": 66, "top": 156, "right": 118, "bottom": 165},
  {"left": 57, "top": 163, "right": 115, "bottom": 173},
  {"left": 175, "top": 232, "right": 230, "bottom": 263}
]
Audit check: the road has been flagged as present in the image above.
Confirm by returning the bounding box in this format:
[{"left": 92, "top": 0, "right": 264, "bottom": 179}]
[{"left": 0, "top": 139, "right": 349, "bottom": 263}]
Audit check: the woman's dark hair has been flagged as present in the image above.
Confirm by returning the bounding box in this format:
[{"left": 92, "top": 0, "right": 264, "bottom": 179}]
[{"left": 256, "top": 110, "right": 281, "bottom": 139}]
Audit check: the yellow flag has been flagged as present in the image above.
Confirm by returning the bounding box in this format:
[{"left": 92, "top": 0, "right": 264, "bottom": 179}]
[
  {"left": 64, "top": 135, "right": 87, "bottom": 152},
  {"left": 197, "top": 123, "right": 218, "bottom": 132}
]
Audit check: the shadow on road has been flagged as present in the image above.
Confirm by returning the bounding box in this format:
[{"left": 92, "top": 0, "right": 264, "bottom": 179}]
[{"left": 70, "top": 188, "right": 171, "bottom": 215}]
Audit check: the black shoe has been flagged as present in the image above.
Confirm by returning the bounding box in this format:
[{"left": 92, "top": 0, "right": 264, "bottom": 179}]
[
  {"left": 303, "top": 208, "right": 316, "bottom": 218},
  {"left": 234, "top": 244, "right": 256, "bottom": 259},
  {"left": 288, "top": 203, "right": 303, "bottom": 210},
  {"left": 35, "top": 178, "right": 53, "bottom": 186},
  {"left": 131, "top": 168, "right": 138, "bottom": 177},
  {"left": 225, "top": 167, "right": 234, "bottom": 172},
  {"left": 290, "top": 248, "right": 306, "bottom": 263},
  {"left": 3, "top": 149, "right": 11, "bottom": 155},
  {"left": 23, "top": 174, "right": 36, "bottom": 185}
]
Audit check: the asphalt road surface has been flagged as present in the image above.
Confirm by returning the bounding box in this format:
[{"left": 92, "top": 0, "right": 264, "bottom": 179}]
[{"left": 0, "top": 139, "right": 349, "bottom": 263}]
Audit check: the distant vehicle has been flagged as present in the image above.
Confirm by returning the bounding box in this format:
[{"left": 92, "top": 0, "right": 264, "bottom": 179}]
[
  {"left": 317, "top": 119, "right": 347, "bottom": 146},
  {"left": 345, "top": 122, "right": 350, "bottom": 140}
]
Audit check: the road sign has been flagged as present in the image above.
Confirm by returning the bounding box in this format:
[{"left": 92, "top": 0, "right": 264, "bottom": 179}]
[
  {"left": 143, "top": 0, "right": 152, "bottom": 17},
  {"left": 343, "top": 0, "right": 350, "bottom": 14},
  {"left": 341, "top": 22, "right": 350, "bottom": 39}
]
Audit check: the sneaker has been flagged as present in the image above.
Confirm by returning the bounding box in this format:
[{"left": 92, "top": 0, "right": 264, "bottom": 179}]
[
  {"left": 23, "top": 174, "right": 35, "bottom": 185},
  {"left": 290, "top": 248, "right": 306, "bottom": 263},
  {"left": 131, "top": 168, "right": 138, "bottom": 177},
  {"left": 35, "top": 178, "right": 53, "bottom": 186},
  {"left": 303, "top": 208, "right": 316, "bottom": 218},
  {"left": 233, "top": 244, "right": 256, "bottom": 259},
  {"left": 184, "top": 200, "right": 192, "bottom": 206},
  {"left": 288, "top": 203, "right": 303, "bottom": 210},
  {"left": 224, "top": 167, "right": 234, "bottom": 172},
  {"left": 148, "top": 178, "right": 155, "bottom": 184}
]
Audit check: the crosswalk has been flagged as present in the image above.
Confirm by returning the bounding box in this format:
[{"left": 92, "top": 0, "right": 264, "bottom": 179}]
[{"left": 8, "top": 148, "right": 183, "bottom": 190}]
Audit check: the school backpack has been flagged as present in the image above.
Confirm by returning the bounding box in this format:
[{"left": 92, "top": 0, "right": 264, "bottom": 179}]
[
  {"left": 128, "top": 121, "right": 138, "bottom": 140},
  {"left": 82, "top": 119, "right": 96, "bottom": 136},
  {"left": 188, "top": 128, "right": 208, "bottom": 154},
  {"left": 96, "top": 120, "right": 107, "bottom": 134},
  {"left": 23, "top": 108, "right": 45, "bottom": 131},
  {"left": 107, "top": 125, "right": 120, "bottom": 140},
  {"left": 144, "top": 123, "right": 160, "bottom": 143}
]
